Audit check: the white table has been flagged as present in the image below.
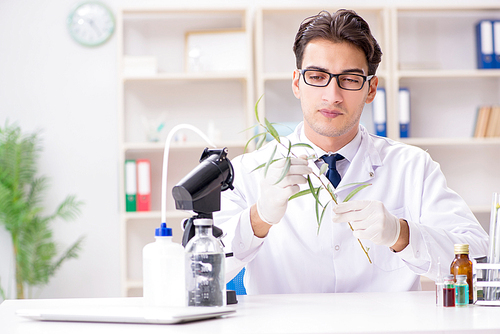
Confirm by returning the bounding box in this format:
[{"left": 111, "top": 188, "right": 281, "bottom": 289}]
[{"left": 1, "top": 291, "right": 499, "bottom": 334}]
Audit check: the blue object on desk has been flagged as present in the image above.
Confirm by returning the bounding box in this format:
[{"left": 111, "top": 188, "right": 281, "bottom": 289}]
[{"left": 226, "top": 268, "right": 246, "bottom": 295}]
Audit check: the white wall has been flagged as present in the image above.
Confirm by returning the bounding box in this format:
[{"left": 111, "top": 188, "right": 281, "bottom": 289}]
[{"left": 0, "top": 0, "right": 498, "bottom": 300}]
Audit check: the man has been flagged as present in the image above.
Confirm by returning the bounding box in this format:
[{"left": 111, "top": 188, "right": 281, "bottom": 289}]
[{"left": 214, "top": 9, "right": 488, "bottom": 294}]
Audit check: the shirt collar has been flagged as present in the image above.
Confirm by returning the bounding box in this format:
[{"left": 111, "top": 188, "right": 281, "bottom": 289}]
[{"left": 297, "top": 122, "right": 362, "bottom": 163}]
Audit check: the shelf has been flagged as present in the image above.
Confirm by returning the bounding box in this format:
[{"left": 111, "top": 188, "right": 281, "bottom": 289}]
[
  {"left": 122, "top": 72, "right": 250, "bottom": 82},
  {"left": 124, "top": 210, "right": 191, "bottom": 220},
  {"left": 397, "top": 69, "right": 500, "bottom": 79},
  {"left": 469, "top": 205, "right": 492, "bottom": 214},
  {"left": 122, "top": 141, "right": 247, "bottom": 153},
  {"left": 400, "top": 137, "right": 500, "bottom": 147}
]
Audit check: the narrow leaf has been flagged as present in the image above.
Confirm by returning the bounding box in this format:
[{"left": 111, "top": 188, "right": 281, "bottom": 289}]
[
  {"left": 244, "top": 132, "right": 266, "bottom": 153},
  {"left": 307, "top": 175, "right": 321, "bottom": 204},
  {"left": 254, "top": 95, "right": 263, "bottom": 124},
  {"left": 251, "top": 159, "right": 281, "bottom": 173},
  {"left": 319, "top": 163, "right": 329, "bottom": 176},
  {"left": 289, "top": 187, "right": 318, "bottom": 200},
  {"left": 274, "top": 157, "right": 291, "bottom": 185},
  {"left": 317, "top": 202, "right": 329, "bottom": 234},
  {"left": 291, "top": 143, "right": 314, "bottom": 150},
  {"left": 256, "top": 133, "right": 267, "bottom": 150},
  {"left": 343, "top": 184, "right": 372, "bottom": 202},
  {"left": 265, "top": 118, "right": 280, "bottom": 143},
  {"left": 264, "top": 145, "right": 277, "bottom": 177}
]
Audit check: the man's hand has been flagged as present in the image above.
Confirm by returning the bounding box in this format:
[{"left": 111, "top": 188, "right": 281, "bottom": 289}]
[
  {"left": 256, "top": 157, "right": 311, "bottom": 225},
  {"left": 332, "top": 200, "right": 401, "bottom": 248}
]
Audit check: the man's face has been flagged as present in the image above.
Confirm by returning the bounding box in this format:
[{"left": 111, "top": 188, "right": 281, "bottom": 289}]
[{"left": 292, "top": 39, "right": 378, "bottom": 147}]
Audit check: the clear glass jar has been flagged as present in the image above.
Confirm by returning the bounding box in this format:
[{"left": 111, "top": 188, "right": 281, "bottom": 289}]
[
  {"left": 185, "top": 218, "right": 226, "bottom": 307},
  {"left": 455, "top": 274, "right": 469, "bottom": 307}
]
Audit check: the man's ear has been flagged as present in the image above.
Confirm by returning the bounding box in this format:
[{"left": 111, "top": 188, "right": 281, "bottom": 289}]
[
  {"left": 365, "top": 76, "right": 379, "bottom": 104},
  {"left": 292, "top": 69, "right": 301, "bottom": 99}
]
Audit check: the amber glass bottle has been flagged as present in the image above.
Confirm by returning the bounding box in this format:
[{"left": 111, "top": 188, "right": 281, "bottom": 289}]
[{"left": 450, "top": 244, "right": 473, "bottom": 304}]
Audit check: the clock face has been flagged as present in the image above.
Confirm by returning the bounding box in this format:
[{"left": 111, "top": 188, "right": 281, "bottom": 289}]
[{"left": 67, "top": 2, "right": 115, "bottom": 47}]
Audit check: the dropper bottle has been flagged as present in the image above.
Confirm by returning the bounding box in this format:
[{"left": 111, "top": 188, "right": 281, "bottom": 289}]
[{"left": 143, "top": 222, "right": 185, "bottom": 307}]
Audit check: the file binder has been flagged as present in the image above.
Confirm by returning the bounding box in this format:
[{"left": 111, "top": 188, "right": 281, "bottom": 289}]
[
  {"left": 398, "top": 88, "right": 411, "bottom": 138},
  {"left": 136, "top": 159, "right": 151, "bottom": 211},
  {"left": 372, "top": 88, "right": 387, "bottom": 137},
  {"left": 476, "top": 20, "right": 495, "bottom": 69},
  {"left": 124, "top": 160, "right": 137, "bottom": 212},
  {"left": 494, "top": 21, "right": 500, "bottom": 68}
]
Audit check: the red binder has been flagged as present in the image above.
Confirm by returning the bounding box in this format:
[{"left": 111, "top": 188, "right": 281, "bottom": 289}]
[{"left": 136, "top": 159, "right": 151, "bottom": 211}]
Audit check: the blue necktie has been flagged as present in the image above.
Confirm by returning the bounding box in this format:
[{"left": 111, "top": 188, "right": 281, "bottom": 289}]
[{"left": 321, "top": 154, "right": 345, "bottom": 188}]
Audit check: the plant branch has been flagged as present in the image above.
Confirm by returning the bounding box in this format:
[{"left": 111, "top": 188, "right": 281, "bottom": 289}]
[{"left": 250, "top": 108, "right": 372, "bottom": 263}]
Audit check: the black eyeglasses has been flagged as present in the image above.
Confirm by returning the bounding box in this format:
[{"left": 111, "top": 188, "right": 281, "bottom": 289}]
[{"left": 300, "top": 69, "right": 374, "bottom": 91}]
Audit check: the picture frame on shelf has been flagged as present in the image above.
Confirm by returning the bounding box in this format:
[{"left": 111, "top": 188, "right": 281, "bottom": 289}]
[{"left": 185, "top": 30, "right": 247, "bottom": 73}]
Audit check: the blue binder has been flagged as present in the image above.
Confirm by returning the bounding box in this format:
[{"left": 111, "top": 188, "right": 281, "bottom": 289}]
[
  {"left": 399, "top": 88, "right": 410, "bottom": 138},
  {"left": 494, "top": 21, "right": 500, "bottom": 68},
  {"left": 476, "top": 20, "right": 495, "bottom": 69},
  {"left": 372, "top": 88, "right": 387, "bottom": 137}
]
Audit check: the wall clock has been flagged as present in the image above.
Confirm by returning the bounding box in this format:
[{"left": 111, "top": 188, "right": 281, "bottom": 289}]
[{"left": 67, "top": 1, "right": 115, "bottom": 47}]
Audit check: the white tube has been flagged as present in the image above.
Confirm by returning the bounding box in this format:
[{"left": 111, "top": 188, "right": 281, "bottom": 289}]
[{"left": 161, "top": 124, "right": 216, "bottom": 225}]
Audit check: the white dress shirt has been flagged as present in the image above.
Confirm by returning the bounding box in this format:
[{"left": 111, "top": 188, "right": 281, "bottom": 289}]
[{"left": 214, "top": 123, "right": 488, "bottom": 294}]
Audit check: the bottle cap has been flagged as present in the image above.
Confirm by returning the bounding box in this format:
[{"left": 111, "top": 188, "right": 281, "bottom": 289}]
[
  {"left": 155, "top": 222, "right": 172, "bottom": 237},
  {"left": 444, "top": 274, "right": 455, "bottom": 282},
  {"left": 456, "top": 274, "right": 467, "bottom": 281},
  {"left": 193, "top": 218, "right": 213, "bottom": 226},
  {"left": 454, "top": 244, "right": 469, "bottom": 254}
]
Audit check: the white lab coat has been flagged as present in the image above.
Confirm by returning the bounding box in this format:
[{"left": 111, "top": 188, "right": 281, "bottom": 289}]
[{"left": 214, "top": 123, "right": 488, "bottom": 295}]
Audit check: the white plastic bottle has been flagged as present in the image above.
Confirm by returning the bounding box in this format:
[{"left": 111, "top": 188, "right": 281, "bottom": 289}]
[{"left": 143, "top": 222, "right": 185, "bottom": 307}]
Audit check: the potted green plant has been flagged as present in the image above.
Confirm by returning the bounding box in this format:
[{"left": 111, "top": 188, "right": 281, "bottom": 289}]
[{"left": 0, "top": 122, "right": 84, "bottom": 299}]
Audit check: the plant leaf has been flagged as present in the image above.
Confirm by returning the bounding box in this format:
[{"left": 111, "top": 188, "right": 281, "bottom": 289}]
[
  {"left": 291, "top": 142, "right": 314, "bottom": 150},
  {"left": 343, "top": 183, "right": 372, "bottom": 202},
  {"left": 264, "top": 118, "right": 281, "bottom": 143},
  {"left": 254, "top": 95, "right": 263, "bottom": 124},
  {"left": 274, "top": 157, "right": 291, "bottom": 184},
  {"left": 317, "top": 201, "right": 330, "bottom": 234},
  {"left": 289, "top": 187, "right": 319, "bottom": 200},
  {"left": 264, "top": 145, "right": 277, "bottom": 177},
  {"left": 244, "top": 130, "right": 265, "bottom": 153},
  {"left": 319, "top": 163, "right": 329, "bottom": 176},
  {"left": 251, "top": 159, "right": 281, "bottom": 173},
  {"left": 255, "top": 132, "right": 267, "bottom": 150}
]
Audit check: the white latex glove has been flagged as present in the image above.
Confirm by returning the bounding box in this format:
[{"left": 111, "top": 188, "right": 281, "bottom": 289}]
[
  {"left": 256, "top": 157, "right": 312, "bottom": 225},
  {"left": 332, "top": 200, "right": 401, "bottom": 247}
]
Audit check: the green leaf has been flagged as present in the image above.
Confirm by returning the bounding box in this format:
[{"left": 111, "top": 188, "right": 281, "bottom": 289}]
[
  {"left": 315, "top": 186, "right": 324, "bottom": 218},
  {"left": 264, "top": 145, "right": 277, "bottom": 177},
  {"left": 291, "top": 142, "right": 314, "bottom": 151},
  {"left": 274, "top": 157, "right": 291, "bottom": 184},
  {"left": 317, "top": 202, "right": 330, "bottom": 234},
  {"left": 244, "top": 132, "right": 266, "bottom": 153},
  {"left": 264, "top": 118, "right": 281, "bottom": 143},
  {"left": 289, "top": 187, "right": 319, "bottom": 200},
  {"left": 319, "top": 163, "right": 329, "bottom": 176},
  {"left": 251, "top": 158, "right": 282, "bottom": 173},
  {"left": 343, "top": 183, "right": 372, "bottom": 202},
  {"left": 254, "top": 95, "right": 263, "bottom": 124},
  {"left": 307, "top": 175, "right": 321, "bottom": 205},
  {"left": 256, "top": 133, "right": 267, "bottom": 150}
]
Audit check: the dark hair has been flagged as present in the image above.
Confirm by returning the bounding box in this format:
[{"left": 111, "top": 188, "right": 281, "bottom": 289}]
[{"left": 293, "top": 9, "right": 382, "bottom": 76}]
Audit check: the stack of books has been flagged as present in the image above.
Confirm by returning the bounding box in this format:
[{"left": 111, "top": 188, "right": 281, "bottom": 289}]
[{"left": 474, "top": 106, "right": 500, "bottom": 138}]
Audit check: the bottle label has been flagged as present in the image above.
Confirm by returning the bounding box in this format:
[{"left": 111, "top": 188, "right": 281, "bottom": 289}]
[{"left": 186, "top": 253, "right": 225, "bottom": 306}]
